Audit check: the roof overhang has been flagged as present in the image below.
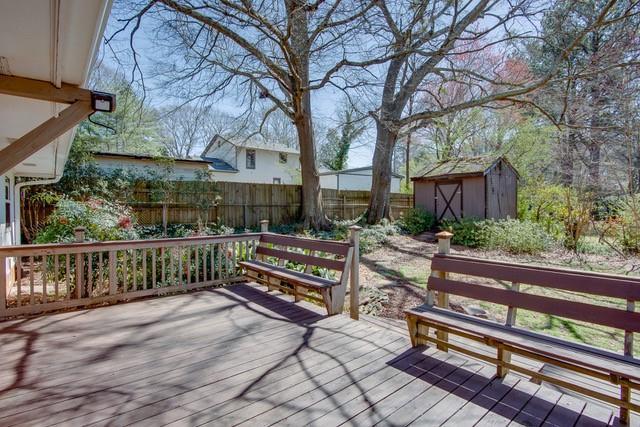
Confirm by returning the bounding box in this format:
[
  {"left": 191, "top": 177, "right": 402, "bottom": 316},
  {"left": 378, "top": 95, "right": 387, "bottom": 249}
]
[{"left": 0, "top": 0, "right": 113, "bottom": 178}]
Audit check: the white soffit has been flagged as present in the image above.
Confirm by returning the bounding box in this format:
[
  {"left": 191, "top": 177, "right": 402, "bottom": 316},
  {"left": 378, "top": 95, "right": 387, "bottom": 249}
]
[{"left": 0, "top": 0, "right": 112, "bottom": 178}]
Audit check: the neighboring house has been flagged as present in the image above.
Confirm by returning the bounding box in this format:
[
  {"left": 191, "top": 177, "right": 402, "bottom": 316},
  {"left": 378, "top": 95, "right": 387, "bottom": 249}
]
[
  {"left": 201, "top": 135, "right": 301, "bottom": 184},
  {"left": 93, "top": 152, "right": 210, "bottom": 181},
  {"left": 0, "top": 0, "right": 113, "bottom": 286},
  {"left": 319, "top": 166, "right": 403, "bottom": 193}
]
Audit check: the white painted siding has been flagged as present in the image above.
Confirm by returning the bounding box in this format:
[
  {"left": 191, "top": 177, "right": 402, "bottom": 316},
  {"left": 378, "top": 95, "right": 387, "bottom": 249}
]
[
  {"left": 211, "top": 148, "right": 301, "bottom": 184},
  {"left": 320, "top": 169, "right": 402, "bottom": 192},
  {"left": 94, "top": 157, "right": 209, "bottom": 181},
  {"left": 1, "top": 173, "right": 15, "bottom": 290}
]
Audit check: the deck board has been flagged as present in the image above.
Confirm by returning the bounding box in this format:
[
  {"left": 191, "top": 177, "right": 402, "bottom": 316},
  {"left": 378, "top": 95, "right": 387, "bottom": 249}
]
[{"left": 0, "top": 282, "right": 629, "bottom": 426}]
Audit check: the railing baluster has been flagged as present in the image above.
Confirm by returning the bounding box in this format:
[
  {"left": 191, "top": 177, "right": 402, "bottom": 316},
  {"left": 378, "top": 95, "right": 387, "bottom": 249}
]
[
  {"left": 150, "top": 249, "right": 155, "bottom": 289},
  {"left": 109, "top": 251, "right": 116, "bottom": 295},
  {"left": 65, "top": 254, "right": 71, "bottom": 300},
  {"left": 186, "top": 246, "right": 191, "bottom": 284},
  {"left": 98, "top": 252, "right": 104, "bottom": 295},
  {"left": 194, "top": 246, "right": 199, "bottom": 283},
  {"left": 122, "top": 250, "right": 128, "bottom": 293},
  {"left": 132, "top": 249, "right": 137, "bottom": 291},
  {"left": 232, "top": 241, "right": 237, "bottom": 277},
  {"left": 161, "top": 247, "right": 166, "bottom": 286},
  {"left": 0, "top": 256, "right": 5, "bottom": 315},
  {"left": 54, "top": 255, "right": 59, "bottom": 299},
  {"left": 16, "top": 257, "right": 21, "bottom": 307},
  {"left": 29, "top": 255, "right": 34, "bottom": 305},
  {"left": 217, "top": 243, "right": 222, "bottom": 280},
  {"left": 178, "top": 246, "right": 184, "bottom": 286},
  {"left": 201, "top": 245, "right": 207, "bottom": 283},
  {"left": 87, "top": 253, "right": 93, "bottom": 298},
  {"left": 42, "top": 255, "right": 48, "bottom": 304},
  {"left": 169, "top": 247, "right": 175, "bottom": 286},
  {"left": 210, "top": 244, "right": 215, "bottom": 280}
]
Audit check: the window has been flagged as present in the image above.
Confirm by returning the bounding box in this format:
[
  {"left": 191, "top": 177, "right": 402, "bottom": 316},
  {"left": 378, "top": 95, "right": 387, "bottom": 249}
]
[
  {"left": 246, "top": 149, "right": 256, "bottom": 169},
  {"left": 273, "top": 178, "right": 281, "bottom": 184},
  {"left": 4, "top": 178, "right": 10, "bottom": 226},
  {"left": 279, "top": 152, "right": 287, "bottom": 164}
]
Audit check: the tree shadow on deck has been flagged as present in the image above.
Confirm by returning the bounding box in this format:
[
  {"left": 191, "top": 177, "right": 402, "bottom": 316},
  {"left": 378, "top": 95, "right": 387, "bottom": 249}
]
[{"left": 383, "top": 346, "right": 619, "bottom": 426}]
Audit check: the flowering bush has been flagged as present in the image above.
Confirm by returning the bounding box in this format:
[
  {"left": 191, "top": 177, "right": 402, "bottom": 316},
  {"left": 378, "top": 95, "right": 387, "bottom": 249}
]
[{"left": 35, "top": 197, "right": 139, "bottom": 243}]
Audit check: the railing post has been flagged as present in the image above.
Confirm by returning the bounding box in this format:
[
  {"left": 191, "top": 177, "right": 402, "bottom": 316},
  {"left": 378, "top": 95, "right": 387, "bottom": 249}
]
[
  {"left": 434, "top": 231, "right": 452, "bottom": 351},
  {"left": 74, "top": 227, "right": 86, "bottom": 299},
  {"left": 260, "top": 219, "right": 269, "bottom": 233},
  {"left": 349, "top": 226, "right": 362, "bottom": 320},
  {"left": 0, "top": 255, "right": 7, "bottom": 318}
]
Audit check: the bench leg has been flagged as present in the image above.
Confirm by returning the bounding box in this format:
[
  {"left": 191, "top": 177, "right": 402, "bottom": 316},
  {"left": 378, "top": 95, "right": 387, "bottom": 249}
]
[
  {"left": 620, "top": 383, "right": 630, "bottom": 425},
  {"left": 294, "top": 285, "right": 302, "bottom": 302},
  {"left": 496, "top": 344, "right": 511, "bottom": 378},
  {"left": 326, "top": 284, "right": 346, "bottom": 315},
  {"left": 406, "top": 315, "right": 429, "bottom": 347}
]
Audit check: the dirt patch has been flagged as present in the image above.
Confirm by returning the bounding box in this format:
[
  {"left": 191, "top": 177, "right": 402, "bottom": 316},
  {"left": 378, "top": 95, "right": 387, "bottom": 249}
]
[{"left": 359, "top": 233, "right": 640, "bottom": 321}]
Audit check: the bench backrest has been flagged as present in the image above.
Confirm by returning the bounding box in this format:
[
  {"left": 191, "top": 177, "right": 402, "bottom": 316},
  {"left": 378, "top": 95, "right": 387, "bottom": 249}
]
[
  {"left": 428, "top": 254, "right": 640, "bottom": 335},
  {"left": 256, "top": 233, "right": 352, "bottom": 274}
]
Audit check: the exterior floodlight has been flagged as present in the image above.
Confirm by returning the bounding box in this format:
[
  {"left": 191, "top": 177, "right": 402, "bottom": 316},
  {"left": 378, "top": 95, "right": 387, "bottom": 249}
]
[{"left": 91, "top": 91, "right": 116, "bottom": 112}]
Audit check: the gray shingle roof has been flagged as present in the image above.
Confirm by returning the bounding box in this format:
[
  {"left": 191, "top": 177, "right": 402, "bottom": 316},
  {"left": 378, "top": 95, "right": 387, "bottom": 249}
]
[
  {"left": 413, "top": 155, "right": 518, "bottom": 180},
  {"left": 202, "top": 157, "right": 238, "bottom": 172}
]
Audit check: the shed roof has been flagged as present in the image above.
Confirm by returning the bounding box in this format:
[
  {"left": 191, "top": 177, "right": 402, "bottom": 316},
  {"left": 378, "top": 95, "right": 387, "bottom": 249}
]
[{"left": 412, "top": 155, "right": 518, "bottom": 181}]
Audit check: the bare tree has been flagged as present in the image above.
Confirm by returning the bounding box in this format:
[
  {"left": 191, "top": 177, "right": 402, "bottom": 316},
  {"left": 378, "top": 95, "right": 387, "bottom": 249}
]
[
  {"left": 357, "top": 0, "right": 635, "bottom": 223},
  {"left": 159, "top": 104, "right": 213, "bottom": 158},
  {"left": 111, "top": 0, "right": 372, "bottom": 229}
]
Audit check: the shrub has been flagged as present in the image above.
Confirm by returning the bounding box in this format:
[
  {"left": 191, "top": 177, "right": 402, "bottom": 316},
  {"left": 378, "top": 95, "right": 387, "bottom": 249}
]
[
  {"left": 442, "top": 218, "right": 555, "bottom": 254},
  {"left": 35, "top": 197, "right": 138, "bottom": 244},
  {"left": 482, "top": 219, "right": 554, "bottom": 254},
  {"left": 397, "top": 208, "right": 435, "bottom": 235},
  {"left": 441, "top": 218, "right": 486, "bottom": 248},
  {"left": 359, "top": 220, "right": 399, "bottom": 253},
  {"left": 617, "top": 195, "right": 640, "bottom": 253}
]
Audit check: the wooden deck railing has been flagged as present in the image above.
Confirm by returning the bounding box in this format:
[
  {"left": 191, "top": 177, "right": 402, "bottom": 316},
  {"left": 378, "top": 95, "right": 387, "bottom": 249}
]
[{"left": 0, "top": 232, "right": 262, "bottom": 318}]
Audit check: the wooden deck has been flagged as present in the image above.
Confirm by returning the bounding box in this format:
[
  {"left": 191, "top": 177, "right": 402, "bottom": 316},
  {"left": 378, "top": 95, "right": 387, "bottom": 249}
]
[{"left": 0, "top": 283, "right": 630, "bottom": 426}]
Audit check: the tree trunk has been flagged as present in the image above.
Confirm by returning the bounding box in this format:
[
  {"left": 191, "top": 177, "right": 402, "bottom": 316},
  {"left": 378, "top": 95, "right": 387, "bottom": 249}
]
[
  {"left": 405, "top": 132, "right": 411, "bottom": 192},
  {"left": 367, "top": 121, "right": 397, "bottom": 224},
  {"left": 288, "top": 0, "right": 328, "bottom": 230},
  {"left": 559, "top": 130, "right": 574, "bottom": 186},
  {"left": 295, "top": 97, "right": 328, "bottom": 229}
]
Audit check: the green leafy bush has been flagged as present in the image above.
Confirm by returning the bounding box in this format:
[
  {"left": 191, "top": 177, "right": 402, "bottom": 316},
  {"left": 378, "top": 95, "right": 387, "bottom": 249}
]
[
  {"left": 441, "top": 218, "right": 486, "bottom": 248},
  {"left": 35, "top": 197, "right": 139, "bottom": 244},
  {"left": 359, "top": 220, "right": 399, "bottom": 253},
  {"left": 617, "top": 195, "right": 640, "bottom": 253},
  {"left": 442, "top": 218, "right": 555, "bottom": 254},
  {"left": 397, "top": 208, "right": 435, "bottom": 235},
  {"left": 482, "top": 219, "right": 555, "bottom": 254}
]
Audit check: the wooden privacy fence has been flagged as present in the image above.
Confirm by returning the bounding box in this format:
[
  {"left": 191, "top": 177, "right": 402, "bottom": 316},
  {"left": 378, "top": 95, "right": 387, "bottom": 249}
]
[
  {"left": 128, "top": 182, "right": 413, "bottom": 228},
  {"left": 21, "top": 182, "right": 413, "bottom": 237},
  {"left": 0, "top": 229, "right": 261, "bottom": 318}
]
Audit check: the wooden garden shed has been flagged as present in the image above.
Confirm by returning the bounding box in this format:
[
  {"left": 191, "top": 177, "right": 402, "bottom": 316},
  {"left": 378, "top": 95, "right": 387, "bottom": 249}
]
[{"left": 412, "top": 155, "right": 519, "bottom": 221}]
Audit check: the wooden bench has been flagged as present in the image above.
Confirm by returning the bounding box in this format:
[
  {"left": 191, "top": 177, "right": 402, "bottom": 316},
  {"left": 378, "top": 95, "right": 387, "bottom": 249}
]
[
  {"left": 239, "top": 226, "right": 360, "bottom": 317},
  {"left": 405, "top": 246, "right": 640, "bottom": 424}
]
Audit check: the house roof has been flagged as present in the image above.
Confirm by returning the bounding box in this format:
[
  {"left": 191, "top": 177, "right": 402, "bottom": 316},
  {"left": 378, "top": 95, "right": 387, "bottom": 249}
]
[
  {"left": 319, "top": 166, "right": 403, "bottom": 179},
  {"left": 202, "top": 157, "right": 238, "bottom": 172},
  {"left": 0, "top": 0, "right": 113, "bottom": 178},
  {"left": 411, "top": 155, "right": 519, "bottom": 181},
  {"left": 93, "top": 151, "right": 210, "bottom": 165},
  {"left": 202, "top": 134, "right": 299, "bottom": 156}
]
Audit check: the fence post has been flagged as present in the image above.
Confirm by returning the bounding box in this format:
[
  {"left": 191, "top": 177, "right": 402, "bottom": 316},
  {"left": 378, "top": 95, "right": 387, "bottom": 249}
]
[
  {"left": 434, "top": 231, "right": 452, "bottom": 351},
  {"left": 162, "top": 203, "right": 168, "bottom": 236},
  {"left": 349, "top": 226, "right": 362, "bottom": 320},
  {"left": 74, "top": 227, "right": 86, "bottom": 299}
]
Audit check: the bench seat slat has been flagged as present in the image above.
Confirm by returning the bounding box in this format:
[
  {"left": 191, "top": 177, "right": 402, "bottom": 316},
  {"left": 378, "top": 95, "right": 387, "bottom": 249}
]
[
  {"left": 260, "top": 233, "right": 350, "bottom": 256},
  {"left": 431, "top": 254, "right": 640, "bottom": 301},
  {"left": 406, "top": 305, "right": 640, "bottom": 382},
  {"left": 428, "top": 276, "right": 640, "bottom": 333},
  {"left": 256, "top": 246, "right": 345, "bottom": 271},
  {"left": 239, "top": 260, "right": 339, "bottom": 289}
]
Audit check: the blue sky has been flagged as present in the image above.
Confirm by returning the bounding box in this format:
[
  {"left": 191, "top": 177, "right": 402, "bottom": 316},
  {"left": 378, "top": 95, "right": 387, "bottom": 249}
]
[{"left": 100, "top": 6, "right": 375, "bottom": 168}]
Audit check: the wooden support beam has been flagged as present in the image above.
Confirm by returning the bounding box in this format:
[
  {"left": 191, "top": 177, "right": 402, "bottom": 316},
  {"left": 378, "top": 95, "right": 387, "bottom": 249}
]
[
  {"left": 0, "top": 75, "right": 91, "bottom": 104},
  {"left": 0, "top": 100, "right": 93, "bottom": 176}
]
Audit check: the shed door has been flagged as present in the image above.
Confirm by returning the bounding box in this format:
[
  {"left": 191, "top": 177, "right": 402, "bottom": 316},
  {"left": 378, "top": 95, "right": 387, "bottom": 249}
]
[{"left": 435, "top": 181, "right": 462, "bottom": 221}]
